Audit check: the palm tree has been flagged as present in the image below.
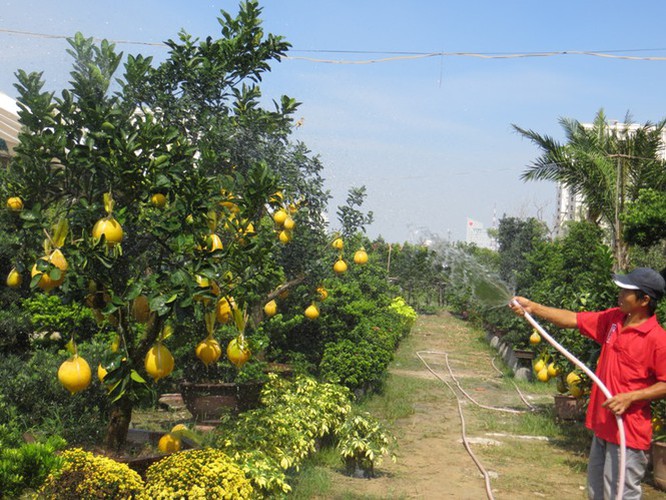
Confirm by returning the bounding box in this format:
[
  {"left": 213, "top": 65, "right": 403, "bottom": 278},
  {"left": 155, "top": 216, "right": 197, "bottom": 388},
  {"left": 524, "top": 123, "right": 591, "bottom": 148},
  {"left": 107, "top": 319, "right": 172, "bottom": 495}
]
[{"left": 513, "top": 109, "right": 666, "bottom": 270}]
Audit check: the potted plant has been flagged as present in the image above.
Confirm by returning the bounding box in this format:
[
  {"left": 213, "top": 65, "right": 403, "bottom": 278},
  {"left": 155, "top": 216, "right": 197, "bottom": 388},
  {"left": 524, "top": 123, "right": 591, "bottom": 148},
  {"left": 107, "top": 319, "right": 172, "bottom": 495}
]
[
  {"left": 552, "top": 371, "right": 588, "bottom": 422},
  {"left": 179, "top": 307, "right": 269, "bottom": 423},
  {"left": 336, "top": 410, "right": 397, "bottom": 478}
]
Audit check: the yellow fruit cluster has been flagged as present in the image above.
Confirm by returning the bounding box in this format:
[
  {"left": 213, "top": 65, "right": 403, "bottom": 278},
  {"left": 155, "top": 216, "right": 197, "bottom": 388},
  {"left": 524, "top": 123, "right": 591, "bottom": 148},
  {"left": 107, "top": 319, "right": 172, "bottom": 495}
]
[
  {"left": 272, "top": 193, "right": 297, "bottom": 244},
  {"left": 533, "top": 357, "right": 559, "bottom": 383},
  {"left": 330, "top": 236, "right": 369, "bottom": 276}
]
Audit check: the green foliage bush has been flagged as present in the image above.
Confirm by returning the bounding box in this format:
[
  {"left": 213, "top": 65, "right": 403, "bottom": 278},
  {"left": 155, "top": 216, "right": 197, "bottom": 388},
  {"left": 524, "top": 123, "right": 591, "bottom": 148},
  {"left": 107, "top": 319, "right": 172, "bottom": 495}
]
[
  {"left": 388, "top": 296, "right": 417, "bottom": 330},
  {"left": 336, "top": 410, "right": 397, "bottom": 478},
  {"left": 0, "top": 433, "right": 66, "bottom": 498},
  {"left": 210, "top": 374, "right": 352, "bottom": 497},
  {"left": 516, "top": 221, "right": 615, "bottom": 373},
  {"left": 263, "top": 237, "right": 415, "bottom": 393},
  {"left": 0, "top": 342, "right": 110, "bottom": 444},
  {"left": 141, "top": 448, "right": 252, "bottom": 499},
  {"left": 38, "top": 448, "right": 144, "bottom": 499},
  {"left": 22, "top": 294, "right": 97, "bottom": 346}
]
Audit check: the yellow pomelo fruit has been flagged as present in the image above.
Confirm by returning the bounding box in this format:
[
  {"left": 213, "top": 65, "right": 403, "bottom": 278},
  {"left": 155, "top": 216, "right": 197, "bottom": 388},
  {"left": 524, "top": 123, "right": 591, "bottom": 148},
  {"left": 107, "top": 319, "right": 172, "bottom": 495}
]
[
  {"left": 566, "top": 371, "right": 580, "bottom": 386},
  {"left": 6, "top": 197, "right": 23, "bottom": 212},
  {"left": 333, "top": 258, "right": 348, "bottom": 274},
  {"left": 216, "top": 296, "right": 235, "bottom": 324},
  {"left": 151, "top": 193, "right": 167, "bottom": 208},
  {"left": 6, "top": 268, "right": 22, "bottom": 288},
  {"left": 547, "top": 362, "right": 559, "bottom": 378},
  {"left": 569, "top": 383, "right": 584, "bottom": 398},
  {"left": 332, "top": 237, "right": 344, "bottom": 250},
  {"left": 31, "top": 249, "right": 69, "bottom": 291},
  {"left": 264, "top": 299, "right": 277, "bottom": 317},
  {"left": 93, "top": 217, "right": 124, "bottom": 247},
  {"left": 353, "top": 249, "right": 368, "bottom": 265},
  {"left": 529, "top": 331, "right": 541, "bottom": 345},
  {"left": 195, "top": 336, "right": 222, "bottom": 366},
  {"left": 144, "top": 343, "right": 175, "bottom": 381},
  {"left": 304, "top": 303, "right": 320, "bottom": 320},
  {"left": 533, "top": 359, "right": 546, "bottom": 374},
  {"left": 273, "top": 209, "right": 288, "bottom": 226},
  {"left": 171, "top": 424, "right": 187, "bottom": 433},
  {"left": 283, "top": 216, "right": 295, "bottom": 231},
  {"left": 58, "top": 355, "right": 92, "bottom": 394},
  {"left": 278, "top": 230, "right": 292, "bottom": 244},
  {"left": 536, "top": 367, "right": 550, "bottom": 382},
  {"left": 158, "top": 433, "right": 182, "bottom": 453},
  {"left": 227, "top": 337, "right": 251, "bottom": 368},
  {"left": 132, "top": 295, "right": 151, "bottom": 323}
]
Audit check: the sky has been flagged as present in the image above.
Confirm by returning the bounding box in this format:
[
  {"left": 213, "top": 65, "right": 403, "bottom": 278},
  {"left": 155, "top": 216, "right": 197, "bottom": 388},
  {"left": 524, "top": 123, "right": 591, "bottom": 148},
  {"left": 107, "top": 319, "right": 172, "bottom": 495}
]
[{"left": 2, "top": 1, "right": 666, "bottom": 243}]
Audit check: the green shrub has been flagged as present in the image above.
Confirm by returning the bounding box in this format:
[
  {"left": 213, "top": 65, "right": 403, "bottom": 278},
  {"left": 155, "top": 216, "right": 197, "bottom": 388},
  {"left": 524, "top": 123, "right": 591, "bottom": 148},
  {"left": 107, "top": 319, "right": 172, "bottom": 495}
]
[
  {"left": 0, "top": 434, "right": 66, "bottom": 498},
  {"left": 0, "top": 343, "right": 111, "bottom": 444},
  {"left": 318, "top": 304, "right": 411, "bottom": 392},
  {"left": 319, "top": 338, "right": 391, "bottom": 392},
  {"left": 210, "top": 374, "right": 352, "bottom": 497},
  {"left": 388, "top": 296, "right": 417, "bottom": 331},
  {"left": 514, "top": 221, "right": 615, "bottom": 373},
  {"left": 141, "top": 448, "right": 252, "bottom": 499},
  {"left": 38, "top": 448, "right": 144, "bottom": 499},
  {"left": 22, "top": 295, "right": 97, "bottom": 347},
  {"left": 336, "top": 410, "right": 396, "bottom": 478}
]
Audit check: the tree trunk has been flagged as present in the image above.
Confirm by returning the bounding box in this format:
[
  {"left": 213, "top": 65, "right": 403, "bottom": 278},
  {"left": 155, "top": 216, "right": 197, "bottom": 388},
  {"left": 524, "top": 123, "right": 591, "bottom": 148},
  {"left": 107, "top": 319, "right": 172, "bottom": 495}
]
[{"left": 105, "top": 396, "right": 133, "bottom": 452}]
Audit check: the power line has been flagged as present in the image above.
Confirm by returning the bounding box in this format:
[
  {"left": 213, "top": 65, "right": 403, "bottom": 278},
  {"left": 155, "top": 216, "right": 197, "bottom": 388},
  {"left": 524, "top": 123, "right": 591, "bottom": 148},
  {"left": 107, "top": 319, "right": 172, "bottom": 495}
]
[{"left": 2, "top": 27, "right": 666, "bottom": 62}]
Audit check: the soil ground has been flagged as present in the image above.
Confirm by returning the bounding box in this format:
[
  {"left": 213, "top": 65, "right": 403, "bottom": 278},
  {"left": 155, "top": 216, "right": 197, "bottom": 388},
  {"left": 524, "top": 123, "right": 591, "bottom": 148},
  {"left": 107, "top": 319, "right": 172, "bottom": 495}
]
[{"left": 309, "top": 311, "right": 666, "bottom": 500}]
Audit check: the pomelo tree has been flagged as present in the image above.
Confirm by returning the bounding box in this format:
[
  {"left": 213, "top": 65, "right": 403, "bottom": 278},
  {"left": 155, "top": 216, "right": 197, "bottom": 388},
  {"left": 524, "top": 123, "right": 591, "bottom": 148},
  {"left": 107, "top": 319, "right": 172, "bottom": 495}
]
[{"left": 1, "top": 1, "right": 331, "bottom": 450}]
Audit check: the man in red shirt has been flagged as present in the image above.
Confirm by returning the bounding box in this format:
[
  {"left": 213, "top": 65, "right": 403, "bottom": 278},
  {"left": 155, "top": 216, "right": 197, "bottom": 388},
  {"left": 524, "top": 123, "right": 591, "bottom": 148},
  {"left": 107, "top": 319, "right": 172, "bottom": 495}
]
[{"left": 511, "top": 267, "right": 666, "bottom": 499}]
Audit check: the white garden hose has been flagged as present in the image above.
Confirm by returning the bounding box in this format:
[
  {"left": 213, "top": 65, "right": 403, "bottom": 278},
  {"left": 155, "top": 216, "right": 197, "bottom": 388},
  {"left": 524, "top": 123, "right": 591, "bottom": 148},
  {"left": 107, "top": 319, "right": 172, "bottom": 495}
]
[{"left": 513, "top": 300, "right": 626, "bottom": 499}]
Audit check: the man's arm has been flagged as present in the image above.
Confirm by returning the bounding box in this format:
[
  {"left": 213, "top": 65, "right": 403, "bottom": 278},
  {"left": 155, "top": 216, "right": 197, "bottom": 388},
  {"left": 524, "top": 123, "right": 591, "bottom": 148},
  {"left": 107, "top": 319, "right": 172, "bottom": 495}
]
[
  {"left": 602, "top": 381, "right": 666, "bottom": 416},
  {"left": 509, "top": 296, "right": 578, "bottom": 329}
]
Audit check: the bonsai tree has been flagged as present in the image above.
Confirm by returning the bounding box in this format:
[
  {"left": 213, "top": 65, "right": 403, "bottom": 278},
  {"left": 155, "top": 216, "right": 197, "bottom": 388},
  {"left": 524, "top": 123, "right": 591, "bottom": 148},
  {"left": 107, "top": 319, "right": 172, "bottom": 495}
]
[{"left": 1, "top": 1, "right": 330, "bottom": 450}]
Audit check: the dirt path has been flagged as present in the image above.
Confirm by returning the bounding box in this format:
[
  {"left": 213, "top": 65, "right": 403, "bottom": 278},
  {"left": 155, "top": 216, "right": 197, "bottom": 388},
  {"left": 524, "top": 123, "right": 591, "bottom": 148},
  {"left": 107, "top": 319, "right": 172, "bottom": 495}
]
[{"left": 315, "top": 311, "right": 665, "bottom": 499}]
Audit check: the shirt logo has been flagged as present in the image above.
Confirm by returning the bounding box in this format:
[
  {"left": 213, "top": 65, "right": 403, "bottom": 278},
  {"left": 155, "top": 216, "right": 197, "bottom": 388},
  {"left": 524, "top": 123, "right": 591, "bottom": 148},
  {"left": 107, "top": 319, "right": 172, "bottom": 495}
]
[{"left": 605, "top": 324, "right": 617, "bottom": 344}]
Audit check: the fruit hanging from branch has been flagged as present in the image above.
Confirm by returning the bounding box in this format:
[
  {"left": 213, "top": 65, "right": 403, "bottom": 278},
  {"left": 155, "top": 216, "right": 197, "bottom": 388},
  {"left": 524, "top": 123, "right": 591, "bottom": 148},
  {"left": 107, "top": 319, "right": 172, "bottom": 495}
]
[
  {"left": 6, "top": 268, "right": 22, "bottom": 288},
  {"left": 93, "top": 193, "right": 123, "bottom": 248},
  {"left": 144, "top": 341, "right": 175, "bottom": 382},
  {"left": 353, "top": 248, "right": 368, "bottom": 265},
  {"left": 333, "top": 258, "right": 348, "bottom": 275},
  {"left": 58, "top": 339, "right": 92, "bottom": 394},
  {"left": 227, "top": 336, "right": 251, "bottom": 368}
]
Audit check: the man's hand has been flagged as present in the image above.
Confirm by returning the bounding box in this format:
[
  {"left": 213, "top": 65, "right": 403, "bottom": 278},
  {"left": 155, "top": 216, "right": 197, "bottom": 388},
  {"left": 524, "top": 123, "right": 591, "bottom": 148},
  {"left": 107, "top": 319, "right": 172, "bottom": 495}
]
[
  {"left": 602, "top": 393, "right": 636, "bottom": 416},
  {"left": 509, "top": 296, "right": 534, "bottom": 316}
]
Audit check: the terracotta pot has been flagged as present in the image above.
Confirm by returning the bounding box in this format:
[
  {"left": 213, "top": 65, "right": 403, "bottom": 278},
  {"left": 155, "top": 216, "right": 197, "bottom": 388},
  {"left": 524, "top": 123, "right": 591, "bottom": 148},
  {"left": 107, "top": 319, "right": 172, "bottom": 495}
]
[
  {"left": 513, "top": 349, "right": 535, "bottom": 360},
  {"left": 180, "top": 381, "right": 263, "bottom": 422},
  {"left": 652, "top": 441, "right": 666, "bottom": 490},
  {"left": 553, "top": 394, "right": 585, "bottom": 422}
]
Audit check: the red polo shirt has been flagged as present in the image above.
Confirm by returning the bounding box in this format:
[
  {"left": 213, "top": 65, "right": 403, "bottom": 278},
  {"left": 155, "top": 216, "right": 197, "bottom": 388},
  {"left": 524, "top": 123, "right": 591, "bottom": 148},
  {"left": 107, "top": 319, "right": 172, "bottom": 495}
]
[{"left": 577, "top": 308, "right": 666, "bottom": 450}]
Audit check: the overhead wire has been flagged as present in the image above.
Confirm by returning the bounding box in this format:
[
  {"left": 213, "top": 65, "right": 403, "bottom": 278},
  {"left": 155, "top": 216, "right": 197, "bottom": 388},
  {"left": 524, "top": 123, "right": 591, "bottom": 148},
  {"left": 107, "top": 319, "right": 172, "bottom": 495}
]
[{"left": 2, "top": 27, "right": 666, "bottom": 62}]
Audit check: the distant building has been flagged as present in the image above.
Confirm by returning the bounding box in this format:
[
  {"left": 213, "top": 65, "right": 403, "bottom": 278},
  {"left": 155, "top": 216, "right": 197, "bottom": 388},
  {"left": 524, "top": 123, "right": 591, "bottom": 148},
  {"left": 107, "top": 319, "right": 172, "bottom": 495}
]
[
  {"left": 466, "top": 218, "right": 495, "bottom": 249},
  {"left": 554, "top": 121, "right": 666, "bottom": 237},
  {"left": 0, "top": 91, "right": 20, "bottom": 168},
  {"left": 554, "top": 184, "right": 586, "bottom": 237}
]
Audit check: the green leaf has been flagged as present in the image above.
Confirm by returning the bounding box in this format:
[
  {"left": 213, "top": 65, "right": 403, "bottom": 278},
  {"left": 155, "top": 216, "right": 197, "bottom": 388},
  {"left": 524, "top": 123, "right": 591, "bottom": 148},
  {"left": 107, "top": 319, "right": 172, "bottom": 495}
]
[{"left": 129, "top": 370, "right": 146, "bottom": 384}]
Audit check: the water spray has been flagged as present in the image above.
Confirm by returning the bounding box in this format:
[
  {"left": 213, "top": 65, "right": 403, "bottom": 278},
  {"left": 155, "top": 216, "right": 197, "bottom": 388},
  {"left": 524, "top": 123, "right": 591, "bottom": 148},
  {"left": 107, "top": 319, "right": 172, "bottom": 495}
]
[{"left": 512, "top": 299, "right": 626, "bottom": 499}]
